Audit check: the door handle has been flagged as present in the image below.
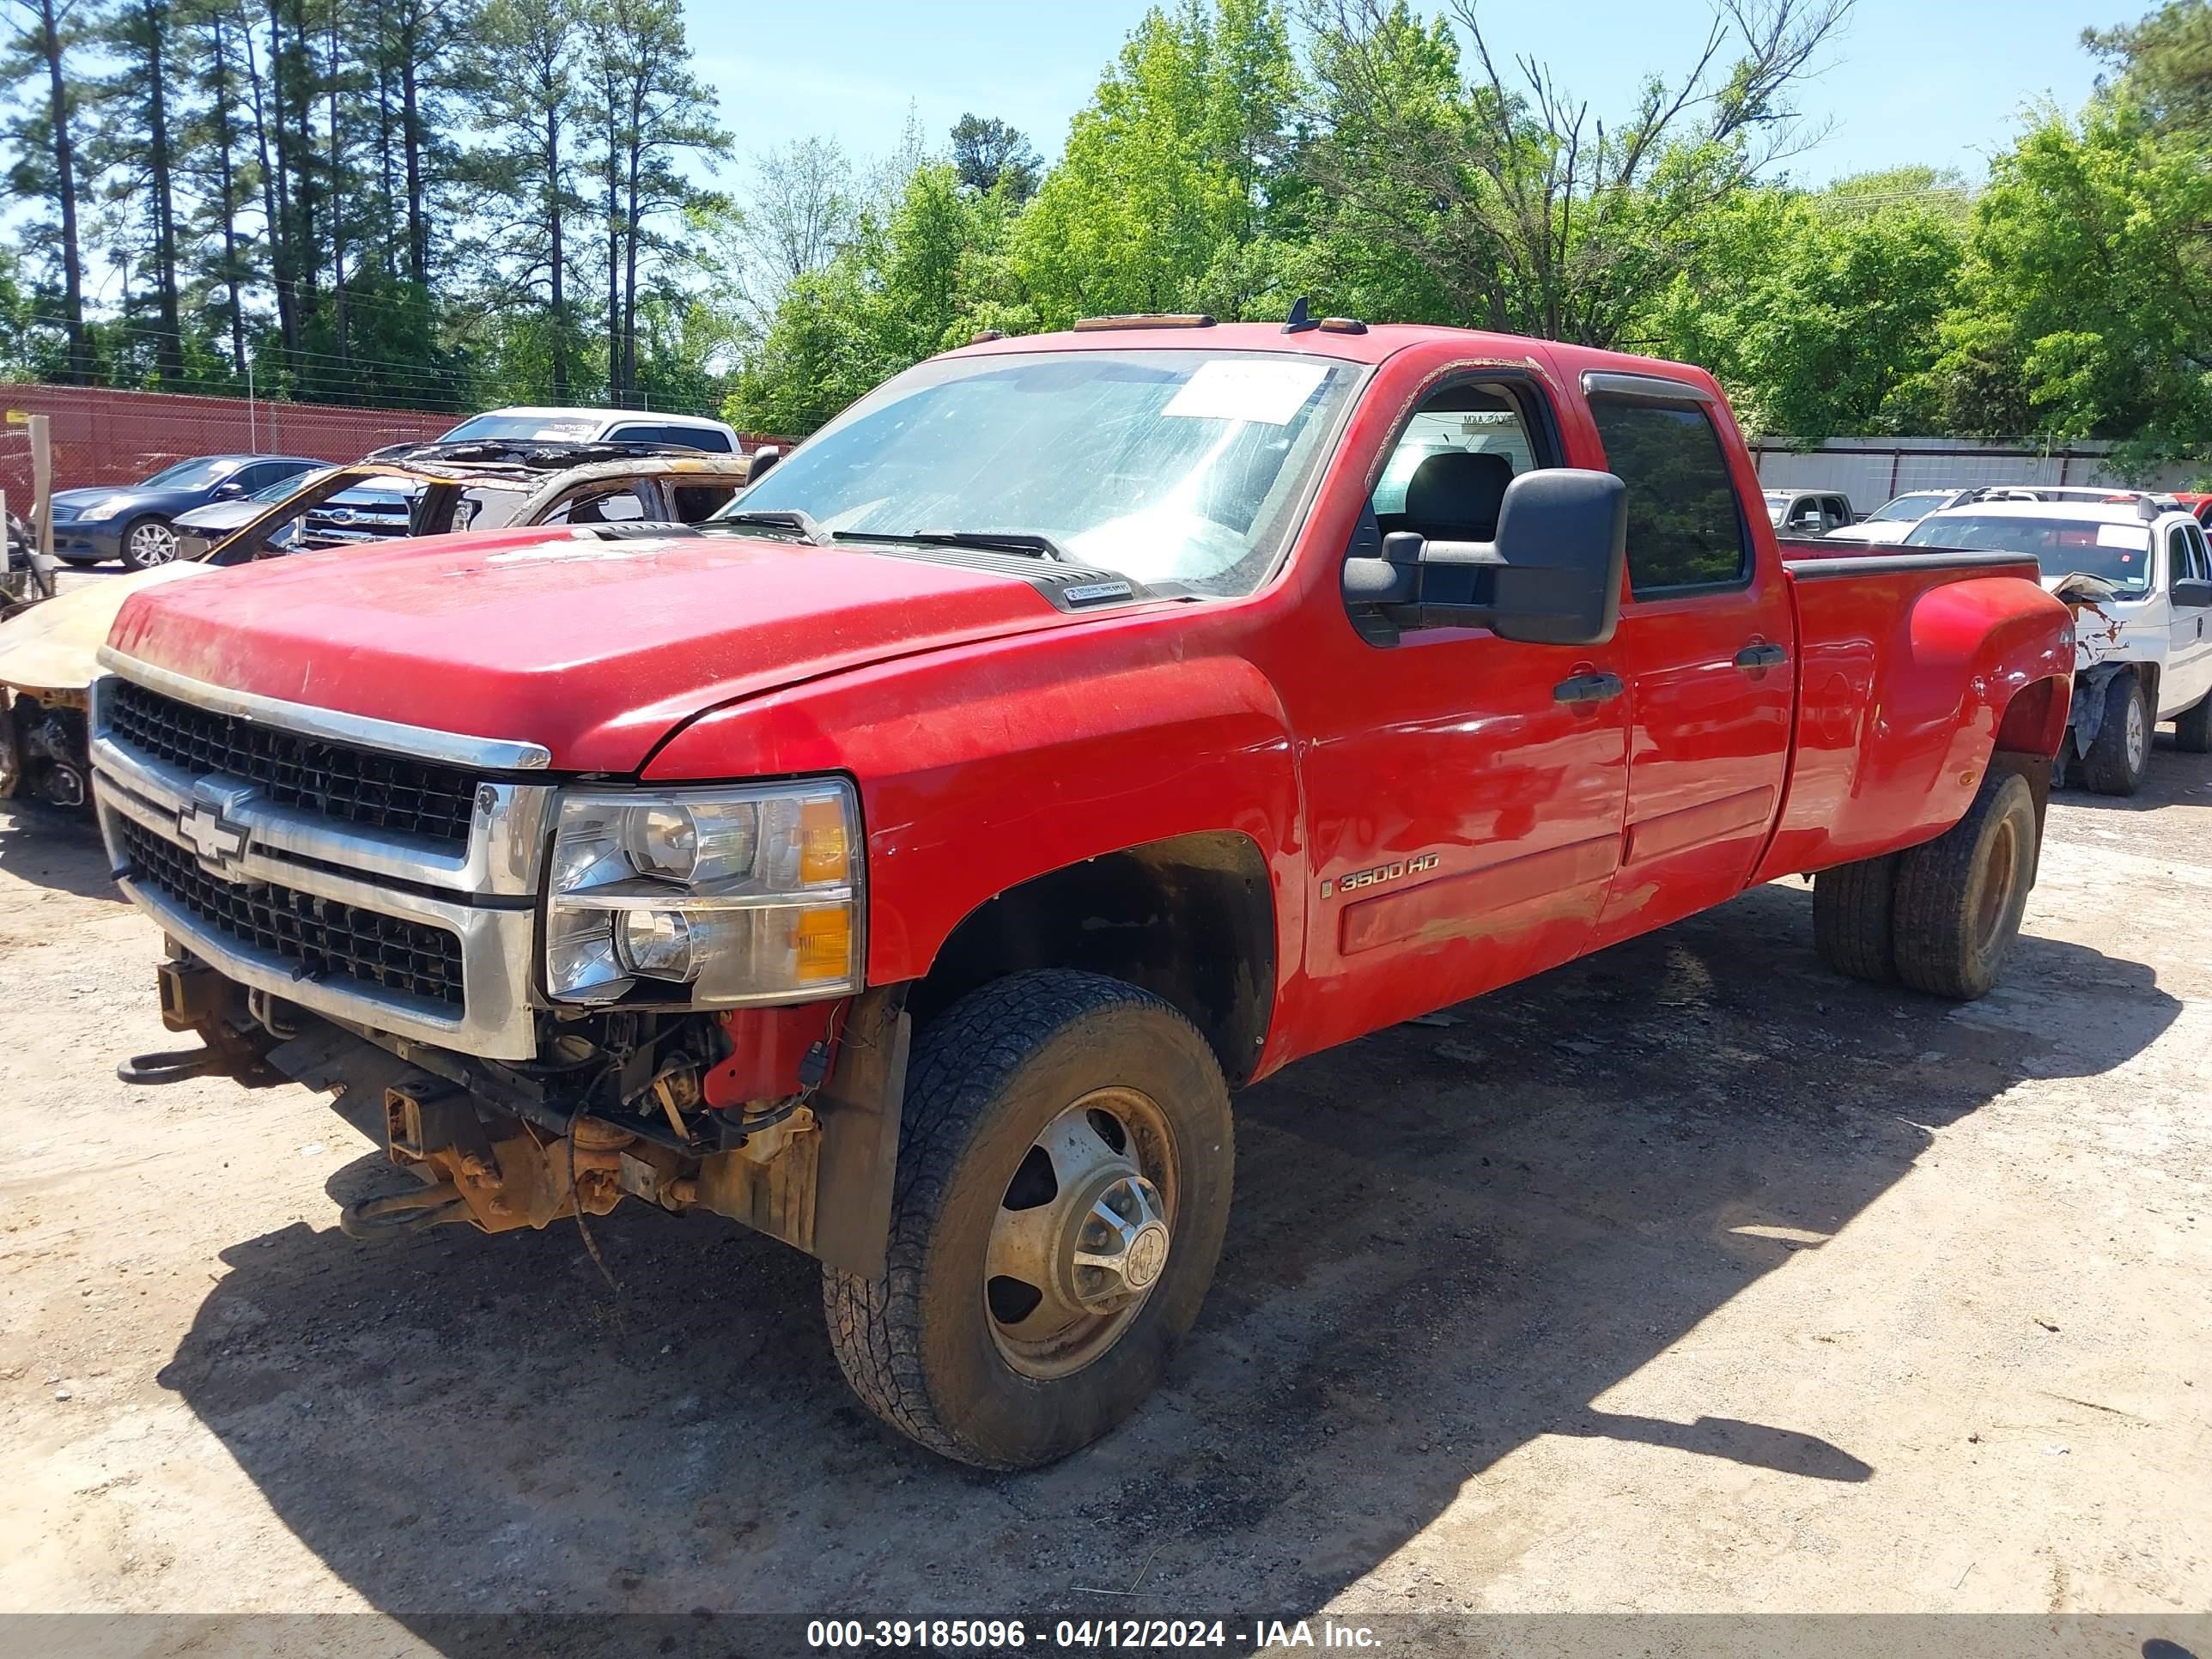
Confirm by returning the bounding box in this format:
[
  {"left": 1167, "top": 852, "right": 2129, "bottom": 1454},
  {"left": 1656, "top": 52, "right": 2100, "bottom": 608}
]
[
  {"left": 1734, "top": 642, "right": 1788, "bottom": 670},
  {"left": 1553, "top": 672, "right": 1625, "bottom": 705}
]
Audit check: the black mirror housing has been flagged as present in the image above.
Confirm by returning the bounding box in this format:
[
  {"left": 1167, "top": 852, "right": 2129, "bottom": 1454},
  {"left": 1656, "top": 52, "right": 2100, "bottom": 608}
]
[
  {"left": 746, "top": 445, "right": 781, "bottom": 482},
  {"left": 2174, "top": 577, "right": 2212, "bottom": 609},
  {"left": 1343, "top": 467, "right": 1628, "bottom": 646}
]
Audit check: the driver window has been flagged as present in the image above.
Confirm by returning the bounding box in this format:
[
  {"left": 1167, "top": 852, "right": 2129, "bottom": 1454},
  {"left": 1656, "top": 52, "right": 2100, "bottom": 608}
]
[
  {"left": 544, "top": 488, "right": 647, "bottom": 526},
  {"left": 1371, "top": 382, "right": 1541, "bottom": 543},
  {"left": 2181, "top": 521, "right": 2210, "bottom": 582}
]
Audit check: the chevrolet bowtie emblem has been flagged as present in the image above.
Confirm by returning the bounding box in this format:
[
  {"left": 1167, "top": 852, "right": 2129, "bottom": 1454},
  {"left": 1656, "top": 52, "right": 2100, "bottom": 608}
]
[{"left": 178, "top": 800, "right": 249, "bottom": 875}]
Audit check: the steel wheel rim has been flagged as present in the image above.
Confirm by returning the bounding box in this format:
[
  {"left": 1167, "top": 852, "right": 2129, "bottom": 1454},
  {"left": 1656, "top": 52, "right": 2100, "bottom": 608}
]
[
  {"left": 1974, "top": 815, "right": 2021, "bottom": 957},
  {"left": 2126, "top": 694, "right": 2148, "bottom": 773},
  {"left": 131, "top": 522, "right": 177, "bottom": 564},
  {"left": 984, "top": 1086, "right": 1179, "bottom": 1381}
]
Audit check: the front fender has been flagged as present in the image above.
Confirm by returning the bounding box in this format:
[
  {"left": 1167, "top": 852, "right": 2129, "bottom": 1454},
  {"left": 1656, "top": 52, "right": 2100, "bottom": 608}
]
[
  {"left": 641, "top": 617, "right": 1306, "bottom": 994},
  {"left": 1759, "top": 570, "right": 2073, "bottom": 880}
]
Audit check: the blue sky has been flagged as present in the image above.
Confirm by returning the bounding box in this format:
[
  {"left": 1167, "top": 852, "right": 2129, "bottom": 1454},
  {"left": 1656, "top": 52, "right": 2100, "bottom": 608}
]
[{"left": 683, "top": 0, "right": 2113, "bottom": 189}]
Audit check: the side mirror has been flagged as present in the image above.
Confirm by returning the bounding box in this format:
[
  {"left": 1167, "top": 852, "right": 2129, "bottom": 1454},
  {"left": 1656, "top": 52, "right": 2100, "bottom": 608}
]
[
  {"left": 1342, "top": 467, "right": 1628, "bottom": 646},
  {"left": 213, "top": 480, "right": 246, "bottom": 500},
  {"left": 746, "top": 445, "right": 781, "bottom": 482},
  {"left": 2174, "top": 578, "right": 2212, "bottom": 609}
]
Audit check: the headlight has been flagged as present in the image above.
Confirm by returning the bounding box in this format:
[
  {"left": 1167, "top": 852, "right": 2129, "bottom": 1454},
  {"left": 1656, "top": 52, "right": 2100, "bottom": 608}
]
[
  {"left": 544, "top": 780, "right": 862, "bottom": 1006},
  {"left": 77, "top": 496, "right": 130, "bottom": 522}
]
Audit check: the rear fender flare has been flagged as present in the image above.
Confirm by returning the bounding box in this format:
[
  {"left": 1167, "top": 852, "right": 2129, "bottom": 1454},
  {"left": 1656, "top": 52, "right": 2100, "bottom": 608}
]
[{"left": 1759, "top": 573, "right": 2072, "bottom": 881}]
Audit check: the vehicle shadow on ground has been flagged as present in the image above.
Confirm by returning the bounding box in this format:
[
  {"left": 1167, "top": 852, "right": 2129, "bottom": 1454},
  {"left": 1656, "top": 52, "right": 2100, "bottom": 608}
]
[
  {"left": 155, "top": 880, "right": 2178, "bottom": 1626},
  {"left": 2057, "top": 734, "right": 2212, "bottom": 815},
  {"left": 0, "top": 801, "right": 121, "bottom": 901}
]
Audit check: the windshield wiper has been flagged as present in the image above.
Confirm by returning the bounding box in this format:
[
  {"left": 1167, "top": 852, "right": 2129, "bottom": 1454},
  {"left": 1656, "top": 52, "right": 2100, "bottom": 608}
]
[
  {"left": 710, "top": 508, "right": 831, "bottom": 545},
  {"left": 833, "top": 528, "right": 1074, "bottom": 563}
]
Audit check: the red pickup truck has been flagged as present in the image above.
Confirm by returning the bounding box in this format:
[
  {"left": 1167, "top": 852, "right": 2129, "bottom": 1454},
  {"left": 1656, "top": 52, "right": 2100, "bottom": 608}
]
[{"left": 87, "top": 319, "right": 2073, "bottom": 1468}]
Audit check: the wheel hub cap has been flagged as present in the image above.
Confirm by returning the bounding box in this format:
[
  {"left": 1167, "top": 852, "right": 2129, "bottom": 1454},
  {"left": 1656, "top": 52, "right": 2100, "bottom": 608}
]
[
  {"left": 2128, "top": 697, "right": 2147, "bottom": 769},
  {"left": 1069, "top": 1172, "right": 1170, "bottom": 1306},
  {"left": 984, "top": 1090, "right": 1178, "bottom": 1379}
]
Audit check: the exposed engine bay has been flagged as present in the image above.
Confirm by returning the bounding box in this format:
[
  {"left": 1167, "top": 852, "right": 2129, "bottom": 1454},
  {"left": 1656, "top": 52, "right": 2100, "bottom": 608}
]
[
  {"left": 0, "top": 688, "right": 88, "bottom": 809},
  {"left": 132, "top": 950, "right": 908, "bottom": 1276}
]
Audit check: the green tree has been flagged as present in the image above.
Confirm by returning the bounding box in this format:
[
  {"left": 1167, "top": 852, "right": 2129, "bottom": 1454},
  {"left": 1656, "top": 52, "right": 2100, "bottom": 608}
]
[
  {"left": 1012, "top": 0, "right": 1301, "bottom": 326},
  {"left": 580, "top": 0, "right": 726, "bottom": 403},
  {"left": 1296, "top": 0, "right": 1851, "bottom": 345},
  {"left": 1638, "top": 170, "right": 1966, "bottom": 437},
  {"left": 2086, "top": 0, "right": 2212, "bottom": 133},
  {"left": 723, "top": 159, "right": 1018, "bottom": 434},
  {"left": 467, "top": 0, "right": 586, "bottom": 400},
  {"left": 1911, "top": 103, "right": 2212, "bottom": 467},
  {"left": 1, "top": 0, "right": 96, "bottom": 380},
  {"left": 949, "top": 112, "right": 1039, "bottom": 202},
  {"left": 93, "top": 0, "right": 190, "bottom": 383}
]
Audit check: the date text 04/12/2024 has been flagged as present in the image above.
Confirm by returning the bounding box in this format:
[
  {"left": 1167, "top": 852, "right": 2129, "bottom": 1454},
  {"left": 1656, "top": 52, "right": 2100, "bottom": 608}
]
[{"left": 805, "top": 1620, "right": 1382, "bottom": 1650}]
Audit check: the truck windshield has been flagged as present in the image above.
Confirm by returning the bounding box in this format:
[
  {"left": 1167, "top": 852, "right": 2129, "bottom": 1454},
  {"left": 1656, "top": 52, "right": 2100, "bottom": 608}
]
[
  {"left": 442, "top": 414, "right": 600, "bottom": 442},
  {"left": 1904, "top": 514, "right": 2152, "bottom": 592},
  {"left": 718, "top": 349, "right": 1364, "bottom": 596}
]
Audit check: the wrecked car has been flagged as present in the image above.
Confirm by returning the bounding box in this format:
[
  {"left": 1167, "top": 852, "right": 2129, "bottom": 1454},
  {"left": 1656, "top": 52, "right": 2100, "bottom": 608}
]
[
  {"left": 0, "top": 446, "right": 754, "bottom": 811},
  {"left": 1904, "top": 497, "right": 2212, "bottom": 794}
]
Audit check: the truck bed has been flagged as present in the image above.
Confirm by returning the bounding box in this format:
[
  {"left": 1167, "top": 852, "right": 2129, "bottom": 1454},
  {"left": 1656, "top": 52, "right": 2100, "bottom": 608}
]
[{"left": 1756, "top": 547, "right": 2061, "bottom": 882}]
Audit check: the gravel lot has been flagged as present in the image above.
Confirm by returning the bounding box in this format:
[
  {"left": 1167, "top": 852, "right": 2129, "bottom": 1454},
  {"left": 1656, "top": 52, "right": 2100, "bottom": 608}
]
[{"left": 0, "top": 742, "right": 2208, "bottom": 1641}]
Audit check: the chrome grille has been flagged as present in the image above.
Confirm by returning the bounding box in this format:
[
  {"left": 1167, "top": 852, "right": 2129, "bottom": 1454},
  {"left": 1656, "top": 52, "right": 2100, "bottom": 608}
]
[
  {"left": 106, "top": 678, "right": 480, "bottom": 848},
  {"left": 119, "top": 817, "right": 465, "bottom": 1009}
]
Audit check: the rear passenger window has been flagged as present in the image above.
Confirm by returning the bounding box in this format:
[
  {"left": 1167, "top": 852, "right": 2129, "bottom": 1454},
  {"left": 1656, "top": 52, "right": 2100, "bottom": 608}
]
[
  {"left": 1588, "top": 397, "right": 1749, "bottom": 595},
  {"left": 672, "top": 484, "right": 738, "bottom": 521},
  {"left": 610, "top": 423, "right": 731, "bottom": 454}
]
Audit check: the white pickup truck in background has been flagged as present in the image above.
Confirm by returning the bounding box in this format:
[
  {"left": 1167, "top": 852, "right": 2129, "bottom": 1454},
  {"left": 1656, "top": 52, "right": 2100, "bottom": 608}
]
[{"left": 1905, "top": 497, "right": 2212, "bottom": 793}]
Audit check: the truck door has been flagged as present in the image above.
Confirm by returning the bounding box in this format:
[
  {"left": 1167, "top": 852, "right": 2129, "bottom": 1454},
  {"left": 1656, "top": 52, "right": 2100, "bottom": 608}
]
[
  {"left": 1290, "top": 372, "right": 1631, "bottom": 1048},
  {"left": 1583, "top": 385, "right": 1794, "bottom": 950},
  {"left": 2165, "top": 520, "right": 2212, "bottom": 716}
]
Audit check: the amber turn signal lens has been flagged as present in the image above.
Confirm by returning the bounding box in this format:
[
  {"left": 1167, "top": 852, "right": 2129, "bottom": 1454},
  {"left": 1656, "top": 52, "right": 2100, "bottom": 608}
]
[
  {"left": 799, "top": 797, "right": 850, "bottom": 884},
  {"left": 794, "top": 906, "right": 853, "bottom": 982}
]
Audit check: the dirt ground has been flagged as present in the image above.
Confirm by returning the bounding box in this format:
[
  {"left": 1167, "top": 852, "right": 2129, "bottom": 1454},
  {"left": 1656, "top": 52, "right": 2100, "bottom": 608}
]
[{"left": 0, "top": 742, "right": 2208, "bottom": 1640}]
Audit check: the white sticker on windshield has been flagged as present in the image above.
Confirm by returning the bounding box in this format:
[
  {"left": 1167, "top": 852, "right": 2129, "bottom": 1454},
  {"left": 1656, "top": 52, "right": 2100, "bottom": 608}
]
[
  {"left": 2095, "top": 523, "right": 2149, "bottom": 549},
  {"left": 1163, "top": 359, "right": 1328, "bottom": 426}
]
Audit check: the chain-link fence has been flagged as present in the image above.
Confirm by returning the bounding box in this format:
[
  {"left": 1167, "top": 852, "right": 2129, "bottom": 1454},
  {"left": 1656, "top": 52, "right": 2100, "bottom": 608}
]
[
  {"left": 0, "top": 383, "right": 460, "bottom": 502},
  {"left": 1750, "top": 437, "right": 2199, "bottom": 508}
]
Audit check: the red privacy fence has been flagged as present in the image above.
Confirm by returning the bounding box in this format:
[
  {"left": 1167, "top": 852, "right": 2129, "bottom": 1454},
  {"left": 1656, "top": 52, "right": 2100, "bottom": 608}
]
[{"left": 0, "top": 383, "right": 455, "bottom": 504}]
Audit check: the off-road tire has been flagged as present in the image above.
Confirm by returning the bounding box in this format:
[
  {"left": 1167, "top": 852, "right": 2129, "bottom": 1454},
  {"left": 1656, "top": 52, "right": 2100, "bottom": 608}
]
[
  {"left": 2081, "top": 672, "right": 2149, "bottom": 795},
  {"left": 2174, "top": 690, "right": 2212, "bottom": 755},
  {"left": 1891, "top": 770, "right": 2039, "bottom": 1001},
  {"left": 823, "top": 970, "right": 1234, "bottom": 1470},
  {"left": 1811, "top": 854, "right": 1897, "bottom": 982}
]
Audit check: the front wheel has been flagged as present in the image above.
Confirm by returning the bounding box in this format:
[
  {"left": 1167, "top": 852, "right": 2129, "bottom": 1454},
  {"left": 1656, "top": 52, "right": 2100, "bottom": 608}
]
[
  {"left": 2081, "top": 672, "right": 2149, "bottom": 795},
  {"left": 120, "top": 517, "right": 179, "bottom": 570},
  {"left": 823, "top": 970, "right": 1234, "bottom": 1469}
]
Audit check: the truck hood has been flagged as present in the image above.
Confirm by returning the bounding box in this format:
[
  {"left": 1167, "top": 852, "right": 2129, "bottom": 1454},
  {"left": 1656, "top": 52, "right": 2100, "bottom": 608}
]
[
  {"left": 105, "top": 527, "right": 1104, "bottom": 772},
  {"left": 0, "top": 562, "right": 209, "bottom": 693}
]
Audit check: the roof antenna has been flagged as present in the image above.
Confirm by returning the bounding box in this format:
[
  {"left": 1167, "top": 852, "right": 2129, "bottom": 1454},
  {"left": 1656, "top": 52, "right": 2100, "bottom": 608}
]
[{"left": 1282, "top": 297, "right": 1317, "bottom": 334}]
